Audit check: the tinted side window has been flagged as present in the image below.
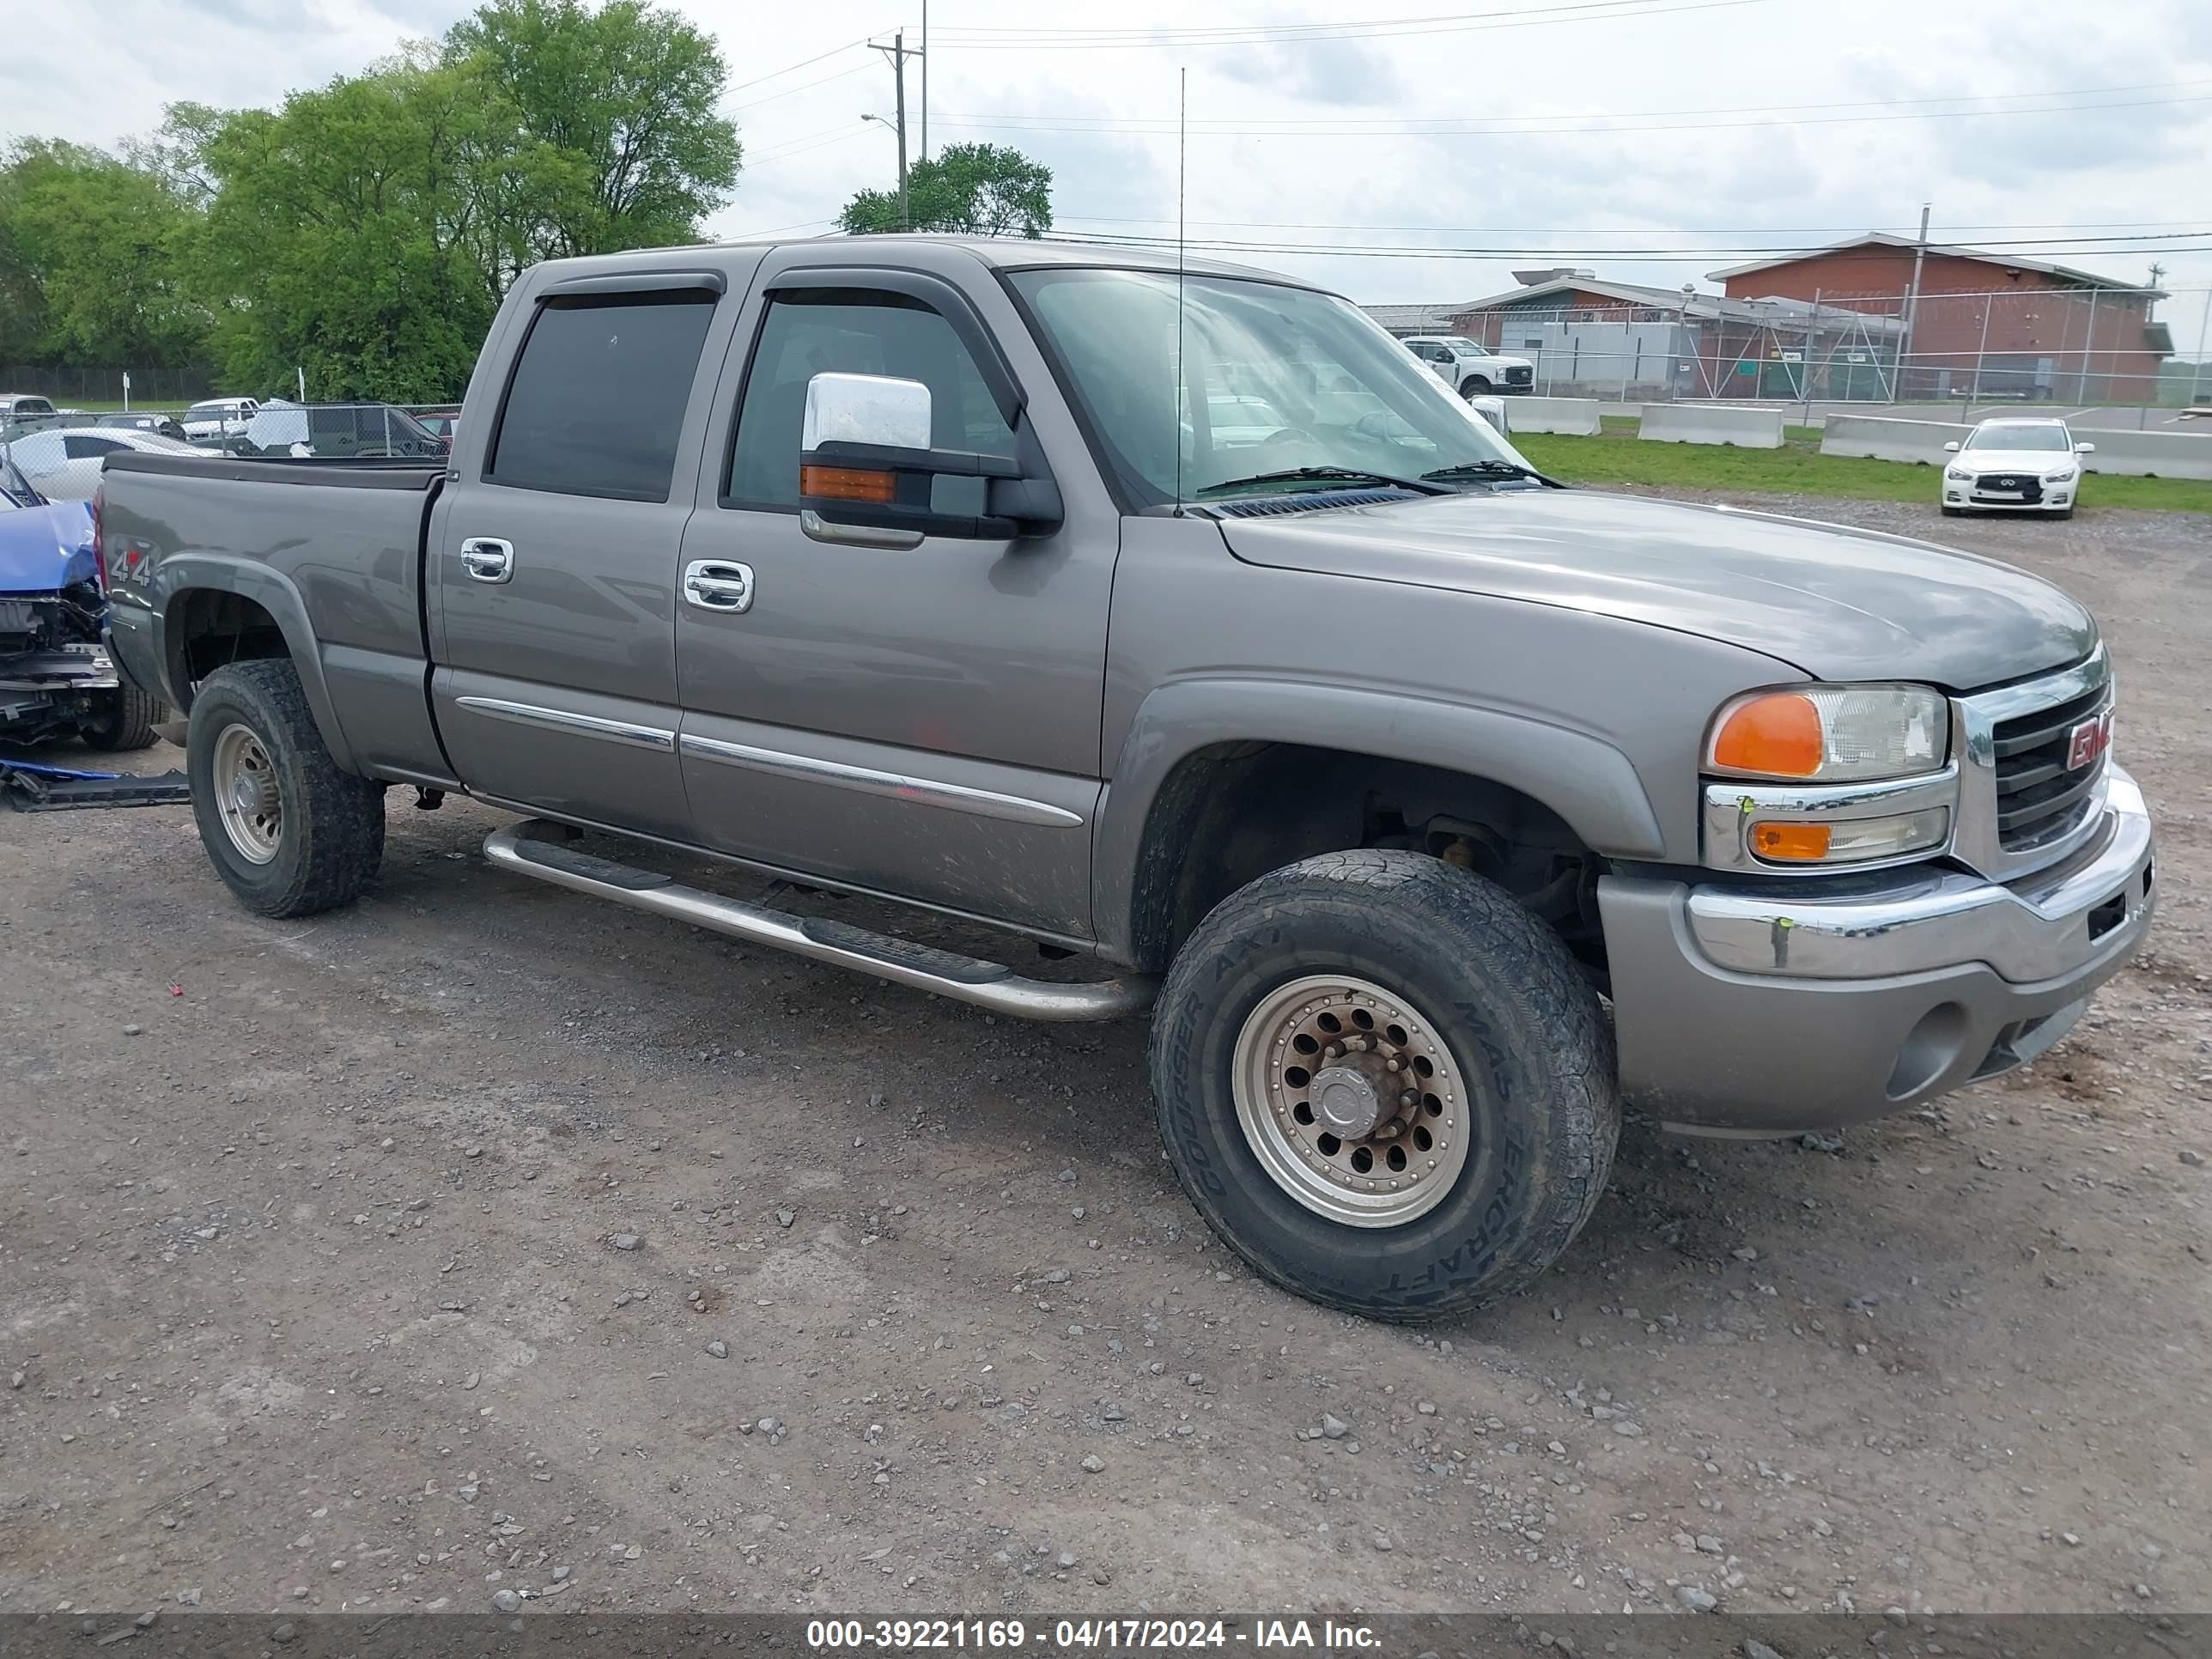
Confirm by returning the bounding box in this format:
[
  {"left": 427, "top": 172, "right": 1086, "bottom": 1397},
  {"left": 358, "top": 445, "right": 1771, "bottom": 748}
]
[
  {"left": 62, "top": 434, "right": 125, "bottom": 459},
  {"left": 726, "top": 292, "right": 1015, "bottom": 509},
  {"left": 489, "top": 292, "right": 717, "bottom": 501}
]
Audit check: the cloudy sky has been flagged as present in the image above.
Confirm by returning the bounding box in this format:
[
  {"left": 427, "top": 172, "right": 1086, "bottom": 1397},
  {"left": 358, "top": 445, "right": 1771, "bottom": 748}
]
[{"left": 14, "top": 0, "right": 2212, "bottom": 351}]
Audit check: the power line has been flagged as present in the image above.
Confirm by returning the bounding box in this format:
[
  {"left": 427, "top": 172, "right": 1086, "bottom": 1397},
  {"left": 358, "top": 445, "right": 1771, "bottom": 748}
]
[
  {"left": 916, "top": 0, "right": 1767, "bottom": 47},
  {"left": 921, "top": 0, "right": 1663, "bottom": 35},
  {"left": 1037, "top": 230, "right": 2212, "bottom": 252},
  {"left": 933, "top": 76, "right": 2212, "bottom": 131},
  {"left": 731, "top": 60, "right": 876, "bottom": 112},
  {"left": 726, "top": 35, "right": 878, "bottom": 95},
  {"left": 1051, "top": 230, "right": 2212, "bottom": 263},
  {"left": 744, "top": 128, "right": 875, "bottom": 170},
  {"left": 744, "top": 121, "right": 870, "bottom": 161},
  {"left": 1057, "top": 215, "right": 2212, "bottom": 234},
  {"left": 927, "top": 89, "right": 2212, "bottom": 138}
]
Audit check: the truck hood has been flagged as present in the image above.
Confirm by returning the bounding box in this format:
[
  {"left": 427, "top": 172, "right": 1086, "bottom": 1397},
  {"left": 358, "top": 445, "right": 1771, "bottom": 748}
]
[
  {"left": 1218, "top": 488, "right": 2094, "bottom": 689},
  {"left": 0, "top": 499, "right": 97, "bottom": 596}
]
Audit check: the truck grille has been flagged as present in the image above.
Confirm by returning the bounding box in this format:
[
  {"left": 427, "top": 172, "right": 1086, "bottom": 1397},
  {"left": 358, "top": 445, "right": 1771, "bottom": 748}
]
[
  {"left": 1504, "top": 365, "right": 1533, "bottom": 386},
  {"left": 1952, "top": 646, "right": 2113, "bottom": 880},
  {"left": 1990, "top": 681, "right": 2111, "bottom": 851}
]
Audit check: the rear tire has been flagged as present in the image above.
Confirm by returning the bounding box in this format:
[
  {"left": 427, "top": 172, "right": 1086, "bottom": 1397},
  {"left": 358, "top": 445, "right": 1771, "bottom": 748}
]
[
  {"left": 82, "top": 685, "right": 162, "bottom": 751},
  {"left": 1148, "top": 850, "right": 1619, "bottom": 1322},
  {"left": 186, "top": 659, "right": 385, "bottom": 917}
]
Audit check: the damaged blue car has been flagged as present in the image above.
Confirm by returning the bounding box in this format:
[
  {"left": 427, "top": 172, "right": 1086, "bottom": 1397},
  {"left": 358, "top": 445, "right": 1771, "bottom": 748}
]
[{"left": 0, "top": 451, "right": 161, "bottom": 750}]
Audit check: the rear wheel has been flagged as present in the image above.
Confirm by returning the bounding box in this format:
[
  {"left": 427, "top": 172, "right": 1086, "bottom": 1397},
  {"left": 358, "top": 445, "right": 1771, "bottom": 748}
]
[
  {"left": 82, "top": 685, "right": 162, "bottom": 751},
  {"left": 186, "top": 659, "right": 384, "bottom": 917},
  {"left": 1149, "top": 850, "right": 1619, "bottom": 1322}
]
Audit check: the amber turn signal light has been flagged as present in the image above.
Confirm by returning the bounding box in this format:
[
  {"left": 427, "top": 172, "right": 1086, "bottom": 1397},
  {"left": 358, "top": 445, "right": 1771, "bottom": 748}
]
[
  {"left": 799, "top": 464, "right": 896, "bottom": 504},
  {"left": 1750, "top": 822, "right": 1833, "bottom": 861},
  {"left": 1710, "top": 692, "right": 1822, "bottom": 778}
]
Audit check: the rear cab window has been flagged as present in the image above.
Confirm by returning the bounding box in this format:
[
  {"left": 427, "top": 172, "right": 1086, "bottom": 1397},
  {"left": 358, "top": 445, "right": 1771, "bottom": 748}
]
[{"left": 487, "top": 289, "right": 719, "bottom": 501}]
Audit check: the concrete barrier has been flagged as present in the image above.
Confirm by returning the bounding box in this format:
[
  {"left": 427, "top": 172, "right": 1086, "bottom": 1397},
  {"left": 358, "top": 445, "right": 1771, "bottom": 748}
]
[
  {"left": 1820, "top": 414, "right": 1968, "bottom": 465},
  {"left": 2077, "top": 429, "right": 2212, "bottom": 481},
  {"left": 1638, "top": 404, "right": 1784, "bottom": 448},
  {"left": 1508, "top": 396, "right": 1602, "bottom": 435}
]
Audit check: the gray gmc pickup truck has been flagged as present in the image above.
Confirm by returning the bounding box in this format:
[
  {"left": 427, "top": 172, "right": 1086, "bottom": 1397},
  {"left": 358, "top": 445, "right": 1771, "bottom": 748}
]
[{"left": 98, "top": 237, "right": 2154, "bottom": 1320}]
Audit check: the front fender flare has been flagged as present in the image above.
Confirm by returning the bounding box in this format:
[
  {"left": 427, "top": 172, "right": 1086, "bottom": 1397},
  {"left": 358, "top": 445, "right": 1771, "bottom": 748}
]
[
  {"left": 152, "top": 554, "right": 360, "bottom": 774},
  {"left": 1091, "top": 677, "right": 1666, "bottom": 962}
]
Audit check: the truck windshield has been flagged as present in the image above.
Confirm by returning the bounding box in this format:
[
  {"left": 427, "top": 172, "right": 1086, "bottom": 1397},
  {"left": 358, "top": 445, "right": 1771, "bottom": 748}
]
[{"left": 1009, "top": 268, "right": 1525, "bottom": 508}]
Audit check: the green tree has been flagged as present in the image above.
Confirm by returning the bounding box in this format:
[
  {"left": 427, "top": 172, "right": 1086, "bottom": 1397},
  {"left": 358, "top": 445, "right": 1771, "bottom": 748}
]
[
  {"left": 445, "top": 0, "right": 741, "bottom": 260},
  {"left": 0, "top": 153, "right": 50, "bottom": 364},
  {"left": 191, "top": 56, "right": 496, "bottom": 401},
  {"left": 840, "top": 143, "right": 1054, "bottom": 239},
  {"left": 0, "top": 0, "right": 744, "bottom": 398},
  {"left": 0, "top": 140, "right": 207, "bottom": 369}
]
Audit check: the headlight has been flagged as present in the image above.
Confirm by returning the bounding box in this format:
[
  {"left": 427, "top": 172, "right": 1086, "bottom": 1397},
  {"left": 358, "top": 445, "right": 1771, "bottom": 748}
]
[
  {"left": 1944, "top": 465, "right": 1971, "bottom": 481},
  {"left": 2043, "top": 465, "right": 2077, "bottom": 483},
  {"left": 1706, "top": 684, "right": 1948, "bottom": 782}
]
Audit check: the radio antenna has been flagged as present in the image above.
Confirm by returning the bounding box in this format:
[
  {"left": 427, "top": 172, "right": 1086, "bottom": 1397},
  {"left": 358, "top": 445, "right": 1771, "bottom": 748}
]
[{"left": 1172, "top": 66, "right": 1188, "bottom": 516}]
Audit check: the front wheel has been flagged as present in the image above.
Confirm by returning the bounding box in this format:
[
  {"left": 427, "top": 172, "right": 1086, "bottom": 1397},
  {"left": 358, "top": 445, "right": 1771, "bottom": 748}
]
[
  {"left": 1148, "top": 850, "right": 1620, "bottom": 1322},
  {"left": 187, "top": 659, "right": 385, "bottom": 917},
  {"left": 1460, "top": 377, "right": 1493, "bottom": 398}
]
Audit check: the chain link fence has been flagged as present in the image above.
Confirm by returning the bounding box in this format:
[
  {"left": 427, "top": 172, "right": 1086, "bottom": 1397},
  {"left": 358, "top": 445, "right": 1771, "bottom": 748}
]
[
  {"left": 0, "top": 365, "right": 218, "bottom": 407},
  {"left": 1385, "top": 283, "right": 2210, "bottom": 422}
]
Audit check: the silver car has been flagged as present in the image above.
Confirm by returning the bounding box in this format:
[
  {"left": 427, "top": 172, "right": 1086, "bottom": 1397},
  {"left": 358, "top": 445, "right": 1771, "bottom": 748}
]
[{"left": 1, "top": 426, "right": 204, "bottom": 501}]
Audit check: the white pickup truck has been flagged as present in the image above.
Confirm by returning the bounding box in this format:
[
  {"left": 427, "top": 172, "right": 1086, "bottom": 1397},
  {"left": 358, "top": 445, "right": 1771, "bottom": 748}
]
[{"left": 1402, "top": 335, "right": 1535, "bottom": 398}]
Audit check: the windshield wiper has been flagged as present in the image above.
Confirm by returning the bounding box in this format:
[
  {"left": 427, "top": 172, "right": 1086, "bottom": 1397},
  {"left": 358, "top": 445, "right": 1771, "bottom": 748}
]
[
  {"left": 1194, "top": 465, "right": 1450, "bottom": 500},
  {"left": 1420, "top": 458, "right": 1564, "bottom": 488}
]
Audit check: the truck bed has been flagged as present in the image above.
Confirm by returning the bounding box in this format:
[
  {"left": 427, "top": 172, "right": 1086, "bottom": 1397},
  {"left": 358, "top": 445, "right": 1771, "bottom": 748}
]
[{"left": 99, "top": 449, "right": 453, "bottom": 787}]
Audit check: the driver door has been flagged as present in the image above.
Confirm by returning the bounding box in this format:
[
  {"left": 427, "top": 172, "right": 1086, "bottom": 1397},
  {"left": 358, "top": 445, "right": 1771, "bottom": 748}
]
[{"left": 672, "top": 257, "right": 1118, "bottom": 939}]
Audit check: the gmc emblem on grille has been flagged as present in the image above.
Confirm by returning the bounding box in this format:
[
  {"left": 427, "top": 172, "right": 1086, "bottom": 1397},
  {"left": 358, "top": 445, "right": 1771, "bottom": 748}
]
[{"left": 2066, "top": 709, "right": 2113, "bottom": 771}]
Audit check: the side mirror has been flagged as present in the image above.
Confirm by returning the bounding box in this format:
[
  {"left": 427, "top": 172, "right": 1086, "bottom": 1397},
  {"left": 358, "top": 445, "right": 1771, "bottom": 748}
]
[
  {"left": 798, "top": 371, "right": 1061, "bottom": 543},
  {"left": 1941, "top": 440, "right": 1960, "bottom": 453},
  {"left": 2075, "top": 441, "right": 2095, "bottom": 454}
]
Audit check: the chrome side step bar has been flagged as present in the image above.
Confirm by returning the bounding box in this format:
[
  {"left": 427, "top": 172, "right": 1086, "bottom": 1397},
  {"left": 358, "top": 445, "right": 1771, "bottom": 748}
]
[{"left": 483, "top": 818, "right": 1155, "bottom": 1023}]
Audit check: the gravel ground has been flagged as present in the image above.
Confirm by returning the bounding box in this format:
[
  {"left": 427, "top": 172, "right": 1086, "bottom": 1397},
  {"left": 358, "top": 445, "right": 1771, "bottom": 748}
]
[{"left": 1, "top": 494, "right": 2206, "bottom": 1623}]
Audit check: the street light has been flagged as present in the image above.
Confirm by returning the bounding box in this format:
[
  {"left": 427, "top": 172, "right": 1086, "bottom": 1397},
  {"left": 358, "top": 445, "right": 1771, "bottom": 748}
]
[{"left": 860, "top": 113, "right": 907, "bottom": 232}]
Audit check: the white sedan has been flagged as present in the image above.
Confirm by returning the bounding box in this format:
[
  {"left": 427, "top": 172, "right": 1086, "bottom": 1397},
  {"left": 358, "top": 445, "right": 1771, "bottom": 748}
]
[
  {"left": 1941, "top": 418, "right": 2093, "bottom": 519},
  {"left": 0, "top": 426, "right": 204, "bottom": 501}
]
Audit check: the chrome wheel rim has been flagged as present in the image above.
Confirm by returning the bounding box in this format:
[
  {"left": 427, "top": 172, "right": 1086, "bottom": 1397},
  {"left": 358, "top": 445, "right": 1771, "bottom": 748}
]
[
  {"left": 211, "top": 722, "right": 282, "bottom": 865},
  {"left": 1231, "top": 974, "right": 1473, "bottom": 1228}
]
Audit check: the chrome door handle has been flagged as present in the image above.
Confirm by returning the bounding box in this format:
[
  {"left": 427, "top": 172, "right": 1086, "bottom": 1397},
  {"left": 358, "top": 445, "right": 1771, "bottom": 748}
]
[
  {"left": 459, "top": 537, "right": 514, "bottom": 583},
  {"left": 683, "top": 559, "right": 754, "bottom": 613}
]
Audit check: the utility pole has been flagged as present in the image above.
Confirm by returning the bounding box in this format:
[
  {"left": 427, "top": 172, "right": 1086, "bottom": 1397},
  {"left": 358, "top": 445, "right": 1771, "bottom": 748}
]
[
  {"left": 1900, "top": 202, "right": 1929, "bottom": 400},
  {"left": 870, "top": 31, "right": 922, "bottom": 231},
  {"left": 921, "top": 0, "right": 927, "bottom": 162},
  {"left": 2192, "top": 285, "right": 2211, "bottom": 407}
]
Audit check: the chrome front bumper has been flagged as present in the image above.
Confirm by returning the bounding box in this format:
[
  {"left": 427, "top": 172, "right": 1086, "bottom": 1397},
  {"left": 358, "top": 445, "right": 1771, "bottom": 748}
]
[{"left": 1601, "top": 767, "right": 2154, "bottom": 1134}]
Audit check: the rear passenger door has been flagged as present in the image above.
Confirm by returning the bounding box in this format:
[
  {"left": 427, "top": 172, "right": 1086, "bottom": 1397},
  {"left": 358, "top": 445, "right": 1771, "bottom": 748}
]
[{"left": 428, "top": 263, "right": 754, "bottom": 839}]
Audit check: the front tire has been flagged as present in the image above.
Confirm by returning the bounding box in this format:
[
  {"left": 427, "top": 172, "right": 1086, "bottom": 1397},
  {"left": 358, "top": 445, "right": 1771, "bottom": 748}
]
[
  {"left": 1148, "top": 850, "right": 1619, "bottom": 1322},
  {"left": 82, "top": 685, "right": 162, "bottom": 751},
  {"left": 1460, "top": 377, "right": 1493, "bottom": 398},
  {"left": 186, "top": 659, "right": 385, "bottom": 917}
]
